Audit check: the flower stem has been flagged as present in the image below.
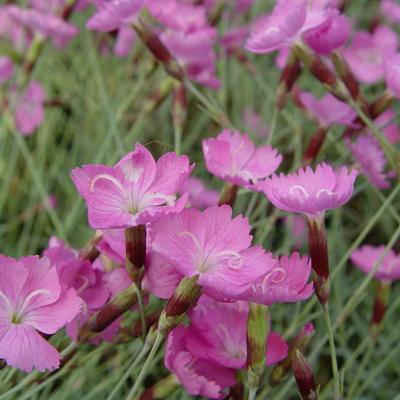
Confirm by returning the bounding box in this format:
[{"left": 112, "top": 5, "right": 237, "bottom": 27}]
[
  {"left": 126, "top": 330, "right": 164, "bottom": 400},
  {"left": 323, "top": 305, "right": 341, "bottom": 400}
]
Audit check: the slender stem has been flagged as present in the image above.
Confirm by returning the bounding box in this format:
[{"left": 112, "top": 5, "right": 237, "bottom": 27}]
[
  {"left": 266, "top": 105, "right": 278, "bottom": 146},
  {"left": 126, "top": 330, "right": 164, "bottom": 400},
  {"left": 248, "top": 387, "right": 257, "bottom": 400},
  {"left": 134, "top": 283, "right": 147, "bottom": 339},
  {"left": 106, "top": 342, "right": 151, "bottom": 400},
  {"left": 323, "top": 305, "right": 341, "bottom": 400}
]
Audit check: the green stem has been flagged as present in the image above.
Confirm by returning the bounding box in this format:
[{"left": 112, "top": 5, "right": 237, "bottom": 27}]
[
  {"left": 323, "top": 305, "right": 341, "bottom": 400},
  {"left": 126, "top": 330, "right": 164, "bottom": 400},
  {"left": 248, "top": 387, "right": 257, "bottom": 400},
  {"left": 107, "top": 341, "right": 151, "bottom": 400}
]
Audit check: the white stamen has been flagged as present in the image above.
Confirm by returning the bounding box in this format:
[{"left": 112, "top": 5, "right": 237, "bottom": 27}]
[
  {"left": 89, "top": 174, "right": 125, "bottom": 193},
  {"left": 290, "top": 185, "right": 309, "bottom": 198}
]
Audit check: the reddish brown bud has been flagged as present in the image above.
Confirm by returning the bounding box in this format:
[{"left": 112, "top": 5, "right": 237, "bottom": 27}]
[
  {"left": 79, "top": 233, "right": 102, "bottom": 262},
  {"left": 218, "top": 183, "right": 239, "bottom": 208},
  {"left": 159, "top": 276, "right": 202, "bottom": 334},
  {"left": 270, "top": 323, "right": 315, "bottom": 386},
  {"left": 331, "top": 52, "right": 360, "bottom": 102},
  {"left": 277, "top": 50, "right": 302, "bottom": 109},
  {"left": 370, "top": 281, "right": 391, "bottom": 340},
  {"left": 306, "top": 216, "right": 330, "bottom": 305},
  {"left": 292, "top": 350, "right": 318, "bottom": 400},
  {"left": 303, "top": 126, "right": 328, "bottom": 165},
  {"left": 139, "top": 374, "right": 179, "bottom": 400},
  {"left": 133, "top": 19, "right": 184, "bottom": 81},
  {"left": 125, "top": 225, "right": 146, "bottom": 282}
]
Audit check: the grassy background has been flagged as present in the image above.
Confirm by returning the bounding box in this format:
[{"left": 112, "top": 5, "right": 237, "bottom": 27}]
[{"left": 1, "top": 0, "right": 400, "bottom": 398}]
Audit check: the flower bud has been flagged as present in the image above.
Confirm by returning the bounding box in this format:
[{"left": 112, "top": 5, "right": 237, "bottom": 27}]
[
  {"left": 218, "top": 183, "right": 239, "bottom": 207},
  {"left": 125, "top": 225, "right": 146, "bottom": 282},
  {"left": 270, "top": 323, "right": 315, "bottom": 385},
  {"left": 246, "top": 303, "right": 269, "bottom": 389},
  {"left": 292, "top": 350, "right": 318, "bottom": 400},
  {"left": 159, "top": 275, "right": 202, "bottom": 334},
  {"left": 139, "top": 374, "right": 179, "bottom": 400},
  {"left": 370, "top": 281, "right": 391, "bottom": 340},
  {"left": 306, "top": 216, "right": 330, "bottom": 305}
]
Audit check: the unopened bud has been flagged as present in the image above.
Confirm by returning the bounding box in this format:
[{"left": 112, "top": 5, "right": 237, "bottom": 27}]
[
  {"left": 303, "top": 126, "right": 328, "bottom": 165},
  {"left": 270, "top": 323, "right": 315, "bottom": 385},
  {"left": 246, "top": 303, "right": 269, "bottom": 389},
  {"left": 370, "top": 281, "right": 391, "bottom": 340},
  {"left": 218, "top": 183, "right": 239, "bottom": 207},
  {"left": 125, "top": 225, "right": 146, "bottom": 282},
  {"left": 306, "top": 216, "right": 330, "bottom": 305},
  {"left": 292, "top": 350, "right": 318, "bottom": 400},
  {"left": 159, "top": 275, "right": 202, "bottom": 334},
  {"left": 277, "top": 49, "right": 302, "bottom": 109}
]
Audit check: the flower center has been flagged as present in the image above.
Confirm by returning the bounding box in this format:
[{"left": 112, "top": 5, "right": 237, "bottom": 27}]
[{"left": 178, "top": 231, "right": 243, "bottom": 273}]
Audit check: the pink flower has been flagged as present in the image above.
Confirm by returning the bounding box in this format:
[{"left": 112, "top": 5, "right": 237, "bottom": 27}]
[
  {"left": 342, "top": 26, "right": 398, "bottom": 84},
  {"left": 259, "top": 163, "right": 358, "bottom": 216},
  {"left": 346, "top": 134, "right": 392, "bottom": 189},
  {"left": 43, "top": 238, "right": 110, "bottom": 340},
  {"left": 384, "top": 52, "right": 400, "bottom": 99},
  {"left": 86, "top": 0, "right": 145, "bottom": 32},
  {"left": 220, "top": 26, "right": 249, "bottom": 55},
  {"left": 70, "top": 143, "right": 193, "bottom": 229},
  {"left": 160, "top": 28, "right": 220, "bottom": 89},
  {"left": 14, "top": 81, "right": 46, "bottom": 136},
  {"left": 0, "top": 57, "right": 14, "bottom": 84},
  {"left": 151, "top": 205, "right": 270, "bottom": 298},
  {"left": 203, "top": 130, "right": 282, "bottom": 188},
  {"left": 351, "top": 245, "right": 400, "bottom": 282},
  {"left": 235, "top": 252, "right": 314, "bottom": 305},
  {"left": 242, "top": 108, "right": 270, "bottom": 139},
  {"left": 381, "top": 0, "right": 400, "bottom": 24},
  {"left": 97, "top": 229, "right": 126, "bottom": 265},
  {"left": 0, "top": 6, "right": 32, "bottom": 52},
  {"left": 7, "top": 5, "right": 78, "bottom": 48},
  {"left": 179, "top": 177, "right": 219, "bottom": 209},
  {"left": 148, "top": 0, "right": 208, "bottom": 33},
  {"left": 186, "top": 296, "right": 288, "bottom": 369},
  {"left": 245, "top": 0, "right": 349, "bottom": 55},
  {"left": 0, "top": 255, "right": 81, "bottom": 372},
  {"left": 298, "top": 91, "right": 357, "bottom": 127},
  {"left": 165, "top": 325, "right": 236, "bottom": 399},
  {"left": 114, "top": 25, "right": 136, "bottom": 57},
  {"left": 374, "top": 109, "right": 400, "bottom": 145},
  {"left": 142, "top": 251, "right": 183, "bottom": 299}
]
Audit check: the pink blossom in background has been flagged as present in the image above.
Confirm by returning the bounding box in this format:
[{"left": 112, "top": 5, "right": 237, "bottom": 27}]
[
  {"left": 165, "top": 325, "right": 236, "bottom": 399},
  {"left": 70, "top": 143, "right": 193, "bottom": 229},
  {"left": 245, "top": 0, "right": 350, "bottom": 55},
  {"left": 151, "top": 205, "right": 271, "bottom": 298},
  {"left": 351, "top": 245, "right": 400, "bottom": 282},
  {"left": 259, "top": 163, "right": 358, "bottom": 216},
  {"left": 286, "top": 214, "right": 307, "bottom": 249},
  {"left": 186, "top": 296, "right": 288, "bottom": 369},
  {"left": 0, "top": 57, "right": 14, "bottom": 84},
  {"left": 383, "top": 52, "right": 400, "bottom": 99},
  {"left": 148, "top": 0, "right": 208, "bottom": 33},
  {"left": 0, "top": 6, "right": 31, "bottom": 52},
  {"left": 114, "top": 25, "right": 136, "bottom": 57},
  {"left": 86, "top": 0, "right": 146, "bottom": 32},
  {"left": 179, "top": 177, "right": 219, "bottom": 209},
  {"left": 0, "top": 255, "right": 81, "bottom": 372},
  {"left": 14, "top": 80, "right": 46, "bottom": 136},
  {"left": 381, "top": 0, "right": 400, "bottom": 23},
  {"left": 235, "top": 252, "right": 313, "bottom": 305},
  {"left": 275, "top": 46, "right": 291, "bottom": 69},
  {"left": 220, "top": 26, "right": 249, "bottom": 55},
  {"left": 242, "top": 108, "right": 270, "bottom": 139},
  {"left": 203, "top": 130, "right": 282, "bottom": 188},
  {"left": 346, "top": 134, "right": 392, "bottom": 189},
  {"left": 342, "top": 26, "right": 398, "bottom": 84},
  {"left": 374, "top": 109, "right": 400, "bottom": 145},
  {"left": 7, "top": 5, "right": 78, "bottom": 48},
  {"left": 43, "top": 238, "right": 110, "bottom": 340},
  {"left": 298, "top": 91, "right": 357, "bottom": 128},
  {"left": 142, "top": 251, "right": 183, "bottom": 299},
  {"left": 97, "top": 229, "right": 126, "bottom": 265},
  {"left": 160, "top": 28, "right": 220, "bottom": 89}
]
